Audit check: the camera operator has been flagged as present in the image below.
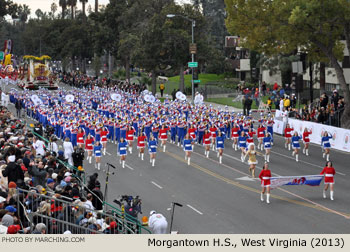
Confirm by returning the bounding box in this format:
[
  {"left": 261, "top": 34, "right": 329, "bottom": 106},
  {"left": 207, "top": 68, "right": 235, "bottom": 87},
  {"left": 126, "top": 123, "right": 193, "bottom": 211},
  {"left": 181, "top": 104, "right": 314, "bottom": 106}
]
[
  {"left": 72, "top": 146, "right": 84, "bottom": 171},
  {"left": 33, "top": 123, "right": 43, "bottom": 137}
]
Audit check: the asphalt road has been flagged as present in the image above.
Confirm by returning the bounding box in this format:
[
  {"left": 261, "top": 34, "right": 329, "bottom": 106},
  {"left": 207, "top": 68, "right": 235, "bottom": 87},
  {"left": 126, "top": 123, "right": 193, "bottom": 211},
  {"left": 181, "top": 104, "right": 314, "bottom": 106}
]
[{"left": 4, "top": 83, "right": 350, "bottom": 234}]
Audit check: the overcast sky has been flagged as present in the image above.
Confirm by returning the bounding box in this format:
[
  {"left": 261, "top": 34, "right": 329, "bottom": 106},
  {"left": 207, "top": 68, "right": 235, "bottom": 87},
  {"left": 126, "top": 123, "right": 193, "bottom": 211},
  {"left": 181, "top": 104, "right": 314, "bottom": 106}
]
[{"left": 13, "top": 0, "right": 191, "bottom": 17}]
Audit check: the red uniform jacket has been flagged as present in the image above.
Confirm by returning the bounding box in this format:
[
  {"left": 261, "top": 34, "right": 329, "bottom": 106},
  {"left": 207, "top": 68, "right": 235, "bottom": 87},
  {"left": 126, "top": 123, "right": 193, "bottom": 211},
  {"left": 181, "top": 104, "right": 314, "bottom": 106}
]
[
  {"left": 259, "top": 169, "right": 271, "bottom": 186},
  {"left": 203, "top": 133, "right": 211, "bottom": 145},
  {"left": 126, "top": 129, "right": 135, "bottom": 141},
  {"left": 137, "top": 135, "right": 146, "bottom": 148},
  {"left": 302, "top": 131, "right": 312, "bottom": 143},
  {"left": 77, "top": 132, "right": 85, "bottom": 144},
  {"left": 159, "top": 128, "right": 169, "bottom": 140},
  {"left": 320, "top": 167, "right": 335, "bottom": 183},
  {"left": 85, "top": 137, "right": 94, "bottom": 150},
  {"left": 284, "top": 127, "right": 293, "bottom": 138}
]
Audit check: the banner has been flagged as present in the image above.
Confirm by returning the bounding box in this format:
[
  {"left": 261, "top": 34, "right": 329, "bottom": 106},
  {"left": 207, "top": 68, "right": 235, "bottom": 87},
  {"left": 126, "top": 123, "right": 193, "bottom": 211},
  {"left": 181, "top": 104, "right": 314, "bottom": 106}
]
[
  {"left": 273, "top": 119, "right": 285, "bottom": 135},
  {"left": 274, "top": 111, "right": 350, "bottom": 152},
  {"left": 270, "top": 175, "right": 323, "bottom": 189}
]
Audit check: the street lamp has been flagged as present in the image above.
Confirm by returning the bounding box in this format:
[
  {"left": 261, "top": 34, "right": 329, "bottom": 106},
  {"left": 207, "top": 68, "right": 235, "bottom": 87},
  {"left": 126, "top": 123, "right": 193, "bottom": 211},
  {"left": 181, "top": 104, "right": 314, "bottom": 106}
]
[{"left": 167, "top": 14, "right": 196, "bottom": 103}]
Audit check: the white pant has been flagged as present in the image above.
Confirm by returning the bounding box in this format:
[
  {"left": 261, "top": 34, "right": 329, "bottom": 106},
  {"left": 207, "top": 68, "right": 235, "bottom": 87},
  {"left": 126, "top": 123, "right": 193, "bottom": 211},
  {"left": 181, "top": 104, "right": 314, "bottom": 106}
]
[{"left": 152, "top": 222, "right": 168, "bottom": 234}]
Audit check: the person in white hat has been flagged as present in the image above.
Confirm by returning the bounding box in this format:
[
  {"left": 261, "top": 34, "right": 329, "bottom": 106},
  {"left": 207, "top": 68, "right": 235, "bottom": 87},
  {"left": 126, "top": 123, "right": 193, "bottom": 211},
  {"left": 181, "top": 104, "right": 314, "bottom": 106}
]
[{"left": 148, "top": 211, "right": 168, "bottom": 234}]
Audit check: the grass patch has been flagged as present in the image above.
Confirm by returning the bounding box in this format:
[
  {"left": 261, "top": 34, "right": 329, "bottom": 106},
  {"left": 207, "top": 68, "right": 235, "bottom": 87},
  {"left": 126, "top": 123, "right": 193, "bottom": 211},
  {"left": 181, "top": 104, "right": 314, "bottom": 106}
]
[
  {"left": 168, "top": 73, "right": 226, "bottom": 86},
  {"left": 206, "top": 96, "right": 270, "bottom": 109}
]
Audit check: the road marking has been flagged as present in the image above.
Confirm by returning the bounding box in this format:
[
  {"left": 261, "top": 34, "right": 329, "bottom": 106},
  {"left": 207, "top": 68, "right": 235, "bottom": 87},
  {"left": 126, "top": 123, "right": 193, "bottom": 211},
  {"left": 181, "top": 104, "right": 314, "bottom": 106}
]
[
  {"left": 187, "top": 204, "right": 203, "bottom": 215},
  {"left": 164, "top": 150, "right": 350, "bottom": 219},
  {"left": 125, "top": 164, "right": 134, "bottom": 170},
  {"left": 151, "top": 181, "right": 163, "bottom": 189},
  {"left": 105, "top": 151, "right": 112, "bottom": 156},
  {"left": 236, "top": 176, "right": 257, "bottom": 181}
]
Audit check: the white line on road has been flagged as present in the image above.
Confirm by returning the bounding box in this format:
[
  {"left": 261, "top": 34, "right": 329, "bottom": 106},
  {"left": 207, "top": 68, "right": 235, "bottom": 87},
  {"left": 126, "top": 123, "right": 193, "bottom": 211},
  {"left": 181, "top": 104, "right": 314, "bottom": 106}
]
[
  {"left": 105, "top": 151, "right": 112, "bottom": 156},
  {"left": 151, "top": 181, "right": 163, "bottom": 189},
  {"left": 187, "top": 204, "right": 203, "bottom": 215},
  {"left": 125, "top": 164, "right": 134, "bottom": 170}
]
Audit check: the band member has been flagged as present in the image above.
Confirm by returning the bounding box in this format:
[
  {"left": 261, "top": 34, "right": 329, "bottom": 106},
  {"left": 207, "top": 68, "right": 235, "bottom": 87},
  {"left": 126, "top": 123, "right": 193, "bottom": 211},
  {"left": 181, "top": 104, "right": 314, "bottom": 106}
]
[
  {"left": 259, "top": 162, "right": 271, "bottom": 204},
  {"left": 302, "top": 128, "right": 312, "bottom": 156},
  {"left": 77, "top": 128, "right": 85, "bottom": 149},
  {"left": 126, "top": 125, "right": 135, "bottom": 154},
  {"left": 246, "top": 128, "right": 256, "bottom": 145},
  {"left": 100, "top": 127, "right": 109, "bottom": 155},
  {"left": 321, "top": 131, "right": 332, "bottom": 162},
  {"left": 203, "top": 129, "right": 211, "bottom": 158},
  {"left": 231, "top": 122, "right": 240, "bottom": 151},
  {"left": 238, "top": 131, "right": 247, "bottom": 162},
  {"left": 159, "top": 124, "right": 170, "bottom": 152},
  {"left": 148, "top": 135, "right": 158, "bottom": 167},
  {"left": 183, "top": 133, "right": 193, "bottom": 165},
  {"left": 291, "top": 132, "right": 302, "bottom": 162},
  {"left": 170, "top": 121, "right": 177, "bottom": 144},
  {"left": 216, "top": 131, "right": 225, "bottom": 164},
  {"left": 85, "top": 134, "right": 94, "bottom": 164},
  {"left": 284, "top": 123, "right": 293, "bottom": 150},
  {"left": 257, "top": 124, "right": 266, "bottom": 150},
  {"left": 94, "top": 141, "right": 102, "bottom": 170},
  {"left": 320, "top": 161, "right": 336, "bottom": 200},
  {"left": 118, "top": 137, "right": 128, "bottom": 168},
  {"left": 188, "top": 124, "right": 197, "bottom": 151},
  {"left": 263, "top": 132, "right": 272, "bottom": 162},
  {"left": 137, "top": 130, "right": 147, "bottom": 160},
  {"left": 209, "top": 124, "right": 217, "bottom": 151},
  {"left": 245, "top": 144, "right": 257, "bottom": 178}
]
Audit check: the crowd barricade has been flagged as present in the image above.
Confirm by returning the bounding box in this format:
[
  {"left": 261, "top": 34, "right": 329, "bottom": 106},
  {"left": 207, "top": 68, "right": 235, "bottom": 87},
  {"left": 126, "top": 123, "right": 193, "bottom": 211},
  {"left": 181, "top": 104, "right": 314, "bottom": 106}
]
[
  {"left": 16, "top": 188, "right": 142, "bottom": 234},
  {"left": 273, "top": 110, "right": 350, "bottom": 152}
]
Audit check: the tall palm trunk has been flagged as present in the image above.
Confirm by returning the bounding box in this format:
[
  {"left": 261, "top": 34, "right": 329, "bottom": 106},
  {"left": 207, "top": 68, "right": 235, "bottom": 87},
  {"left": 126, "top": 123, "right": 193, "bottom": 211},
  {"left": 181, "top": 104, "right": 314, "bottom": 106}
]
[{"left": 95, "top": 0, "right": 98, "bottom": 13}]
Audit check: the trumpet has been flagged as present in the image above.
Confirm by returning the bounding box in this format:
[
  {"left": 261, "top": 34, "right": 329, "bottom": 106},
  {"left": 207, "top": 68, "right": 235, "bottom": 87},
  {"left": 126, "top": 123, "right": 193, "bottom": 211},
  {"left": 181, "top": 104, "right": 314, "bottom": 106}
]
[{"left": 92, "top": 121, "right": 96, "bottom": 125}]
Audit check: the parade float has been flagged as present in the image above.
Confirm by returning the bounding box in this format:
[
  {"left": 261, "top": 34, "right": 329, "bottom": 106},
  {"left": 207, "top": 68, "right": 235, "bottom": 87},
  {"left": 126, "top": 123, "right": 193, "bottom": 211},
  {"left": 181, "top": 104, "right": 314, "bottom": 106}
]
[
  {"left": 0, "top": 39, "right": 18, "bottom": 84},
  {"left": 17, "top": 55, "right": 58, "bottom": 90}
]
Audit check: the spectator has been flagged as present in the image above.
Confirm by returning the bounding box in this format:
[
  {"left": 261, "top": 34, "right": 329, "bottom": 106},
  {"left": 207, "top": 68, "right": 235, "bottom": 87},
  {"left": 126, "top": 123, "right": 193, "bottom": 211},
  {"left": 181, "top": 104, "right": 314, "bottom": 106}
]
[
  {"left": 2, "top": 155, "right": 24, "bottom": 186},
  {"left": 262, "top": 81, "right": 267, "bottom": 96},
  {"left": 159, "top": 83, "right": 165, "bottom": 97},
  {"left": 331, "top": 90, "right": 340, "bottom": 110},
  {"left": 320, "top": 92, "right": 329, "bottom": 109},
  {"left": 28, "top": 161, "right": 47, "bottom": 187},
  {"left": 244, "top": 97, "right": 253, "bottom": 115},
  {"left": 33, "top": 223, "right": 46, "bottom": 234}
]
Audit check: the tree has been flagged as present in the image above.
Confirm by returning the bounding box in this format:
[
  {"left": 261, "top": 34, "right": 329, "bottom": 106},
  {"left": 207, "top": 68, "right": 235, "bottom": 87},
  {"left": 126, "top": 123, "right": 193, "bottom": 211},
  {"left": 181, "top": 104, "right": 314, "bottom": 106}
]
[
  {"left": 67, "top": 0, "right": 77, "bottom": 19},
  {"left": 35, "top": 9, "right": 43, "bottom": 20},
  {"left": 225, "top": 0, "right": 350, "bottom": 128},
  {"left": 17, "top": 4, "right": 30, "bottom": 23},
  {"left": 51, "top": 2, "right": 57, "bottom": 18},
  {"left": 59, "top": 0, "right": 67, "bottom": 19},
  {"left": 80, "top": 0, "right": 88, "bottom": 17},
  {"left": 95, "top": 0, "right": 98, "bottom": 13}
]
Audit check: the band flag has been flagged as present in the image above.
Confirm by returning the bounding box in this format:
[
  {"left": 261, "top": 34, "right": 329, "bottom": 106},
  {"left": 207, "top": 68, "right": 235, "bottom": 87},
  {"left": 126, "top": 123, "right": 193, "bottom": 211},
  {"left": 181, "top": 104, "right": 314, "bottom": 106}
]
[{"left": 270, "top": 175, "right": 323, "bottom": 189}]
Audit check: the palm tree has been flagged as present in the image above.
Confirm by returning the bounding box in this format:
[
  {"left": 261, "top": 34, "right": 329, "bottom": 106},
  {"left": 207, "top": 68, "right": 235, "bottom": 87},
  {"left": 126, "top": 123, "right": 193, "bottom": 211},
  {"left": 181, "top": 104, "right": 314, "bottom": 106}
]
[
  {"left": 59, "top": 0, "right": 67, "bottom": 19},
  {"left": 95, "top": 0, "right": 98, "bottom": 13},
  {"left": 67, "top": 0, "right": 77, "bottom": 19},
  {"left": 80, "top": 0, "right": 88, "bottom": 17}
]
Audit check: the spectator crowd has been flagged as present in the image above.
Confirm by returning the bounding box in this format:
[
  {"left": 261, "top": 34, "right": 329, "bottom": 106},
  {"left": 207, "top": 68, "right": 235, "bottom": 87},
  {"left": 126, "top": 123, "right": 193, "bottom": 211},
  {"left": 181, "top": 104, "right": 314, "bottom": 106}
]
[{"left": 0, "top": 105, "right": 121, "bottom": 234}]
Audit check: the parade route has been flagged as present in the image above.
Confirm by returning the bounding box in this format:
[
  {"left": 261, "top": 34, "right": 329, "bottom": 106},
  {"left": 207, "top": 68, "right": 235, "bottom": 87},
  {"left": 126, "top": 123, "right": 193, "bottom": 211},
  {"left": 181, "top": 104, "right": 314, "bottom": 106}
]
[{"left": 5, "top": 83, "right": 350, "bottom": 234}]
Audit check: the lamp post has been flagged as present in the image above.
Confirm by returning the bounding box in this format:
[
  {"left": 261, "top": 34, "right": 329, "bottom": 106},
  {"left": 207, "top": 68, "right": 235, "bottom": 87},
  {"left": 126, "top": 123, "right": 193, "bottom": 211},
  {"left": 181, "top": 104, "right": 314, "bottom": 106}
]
[{"left": 167, "top": 14, "right": 196, "bottom": 103}]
